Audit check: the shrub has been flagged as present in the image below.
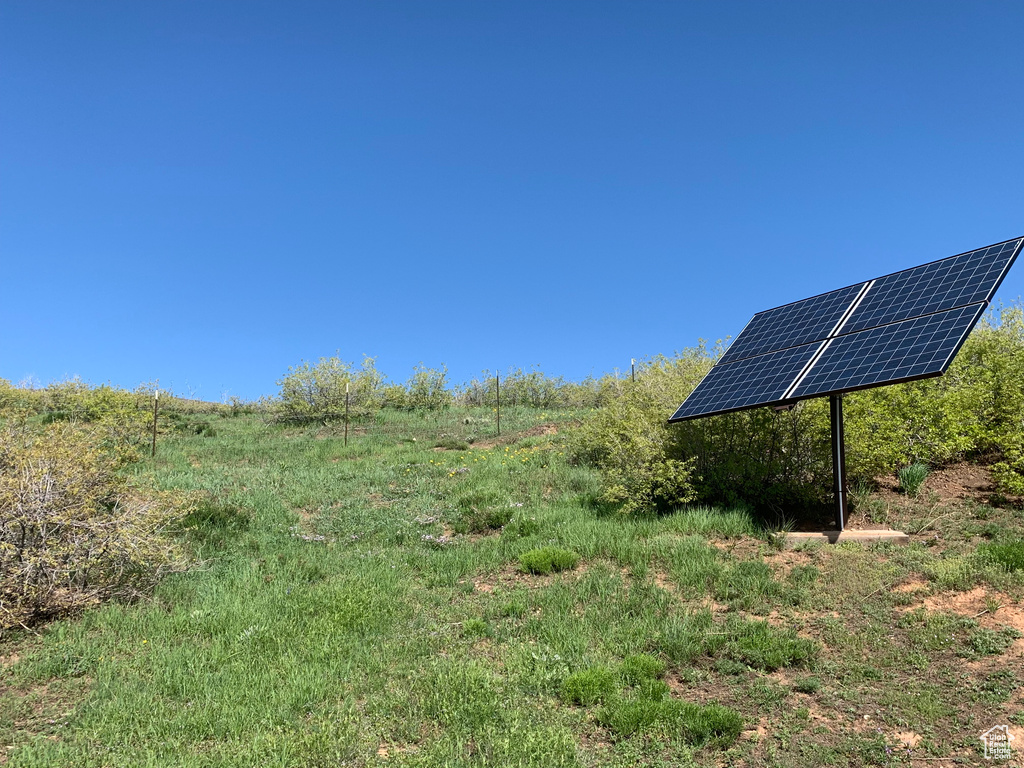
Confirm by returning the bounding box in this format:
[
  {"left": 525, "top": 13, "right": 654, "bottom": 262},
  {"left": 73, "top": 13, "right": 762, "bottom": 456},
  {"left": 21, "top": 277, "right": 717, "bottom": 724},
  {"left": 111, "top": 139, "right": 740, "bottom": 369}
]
[
  {"left": 275, "top": 355, "right": 383, "bottom": 424},
  {"left": 560, "top": 666, "right": 617, "bottom": 705},
  {"left": 568, "top": 352, "right": 708, "bottom": 515},
  {"left": 405, "top": 364, "right": 452, "bottom": 410},
  {"left": 898, "top": 462, "right": 929, "bottom": 496},
  {"left": 568, "top": 304, "right": 1024, "bottom": 511},
  {"left": 519, "top": 547, "right": 580, "bottom": 575},
  {"left": 0, "top": 420, "right": 193, "bottom": 628}
]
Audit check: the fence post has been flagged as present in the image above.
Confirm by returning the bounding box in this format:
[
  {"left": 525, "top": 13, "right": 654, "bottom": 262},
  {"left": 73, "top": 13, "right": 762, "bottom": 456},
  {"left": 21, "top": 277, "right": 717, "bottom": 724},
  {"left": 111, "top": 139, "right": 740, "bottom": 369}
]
[
  {"left": 151, "top": 389, "right": 159, "bottom": 458},
  {"left": 631, "top": 358, "right": 636, "bottom": 383},
  {"left": 344, "top": 382, "right": 350, "bottom": 447},
  {"left": 496, "top": 370, "right": 500, "bottom": 437}
]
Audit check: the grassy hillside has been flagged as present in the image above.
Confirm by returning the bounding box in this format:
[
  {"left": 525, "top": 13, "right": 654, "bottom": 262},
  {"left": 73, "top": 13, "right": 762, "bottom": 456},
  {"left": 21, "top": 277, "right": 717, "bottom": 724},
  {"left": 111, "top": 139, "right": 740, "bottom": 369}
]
[{"left": 2, "top": 409, "right": 1023, "bottom": 766}]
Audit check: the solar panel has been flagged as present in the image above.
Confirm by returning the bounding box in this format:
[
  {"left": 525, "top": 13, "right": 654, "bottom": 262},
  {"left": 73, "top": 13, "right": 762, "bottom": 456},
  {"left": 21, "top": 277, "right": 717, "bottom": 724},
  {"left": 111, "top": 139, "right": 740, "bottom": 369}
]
[
  {"left": 842, "top": 238, "right": 1022, "bottom": 334},
  {"left": 668, "top": 236, "right": 1022, "bottom": 423},
  {"left": 670, "top": 342, "right": 821, "bottom": 421},
  {"left": 788, "top": 303, "right": 986, "bottom": 400},
  {"left": 719, "top": 282, "right": 866, "bottom": 364}
]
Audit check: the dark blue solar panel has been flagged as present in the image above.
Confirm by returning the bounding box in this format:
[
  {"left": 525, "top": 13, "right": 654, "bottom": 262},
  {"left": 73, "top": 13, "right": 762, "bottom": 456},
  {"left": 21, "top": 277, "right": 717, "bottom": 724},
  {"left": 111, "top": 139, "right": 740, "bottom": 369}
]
[
  {"left": 843, "top": 238, "right": 1022, "bottom": 334},
  {"left": 719, "top": 283, "right": 866, "bottom": 364},
  {"left": 790, "top": 303, "right": 985, "bottom": 400},
  {"left": 670, "top": 341, "right": 822, "bottom": 421}
]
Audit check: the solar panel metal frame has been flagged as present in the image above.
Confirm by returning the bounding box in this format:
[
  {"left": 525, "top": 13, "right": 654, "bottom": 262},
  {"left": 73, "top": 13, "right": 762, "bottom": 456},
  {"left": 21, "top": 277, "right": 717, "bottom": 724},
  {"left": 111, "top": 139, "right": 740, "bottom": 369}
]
[{"left": 668, "top": 236, "right": 1023, "bottom": 423}]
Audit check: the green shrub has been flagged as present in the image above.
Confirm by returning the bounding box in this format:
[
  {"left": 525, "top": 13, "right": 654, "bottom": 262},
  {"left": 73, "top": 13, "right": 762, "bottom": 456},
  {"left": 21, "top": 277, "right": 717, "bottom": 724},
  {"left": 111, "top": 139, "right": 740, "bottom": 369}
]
[
  {"left": 560, "top": 666, "right": 617, "bottom": 705},
  {"left": 275, "top": 355, "right": 383, "bottom": 424},
  {"left": 980, "top": 540, "right": 1024, "bottom": 572},
  {"left": 519, "top": 547, "right": 580, "bottom": 575},
  {"left": 898, "top": 462, "right": 929, "bottom": 496},
  {"left": 0, "top": 420, "right": 193, "bottom": 628},
  {"left": 568, "top": 352, "right": 708, "bottom": 515},
  {"left": 405, "top": 364, "right": 452, "bottom": 410}
]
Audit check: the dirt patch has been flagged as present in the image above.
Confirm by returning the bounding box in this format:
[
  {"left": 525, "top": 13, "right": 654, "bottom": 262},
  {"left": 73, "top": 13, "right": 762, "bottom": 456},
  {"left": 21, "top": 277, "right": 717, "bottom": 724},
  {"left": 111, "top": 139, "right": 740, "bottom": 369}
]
[
  {"left": 892, "top": 578, "right": 930, "bottom": 594},
  {"left": 874, "top": 462, "right": 998, "bottom": 505},
  {"left": 894, "top": 730, "right": 922, "bottom": 748}
]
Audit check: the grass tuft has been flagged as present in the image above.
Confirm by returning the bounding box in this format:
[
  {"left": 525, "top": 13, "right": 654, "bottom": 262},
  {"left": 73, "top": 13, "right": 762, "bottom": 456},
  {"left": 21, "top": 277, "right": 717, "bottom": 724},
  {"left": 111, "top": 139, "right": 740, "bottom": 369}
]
[
  {"left": 898, "top": 462, "right": 929, "bottom": 496},
  {"left": 519, "top": 547, "right": 580, "bottom": 575},
  {"left": 619, "top": 653, "right": 666, "bottom": 685},
  {"left": 560, "top": 666, "right": 617, "bottom": 705},
  {"left": 597, "top": 699, "right": 743, "bottom": 746}
]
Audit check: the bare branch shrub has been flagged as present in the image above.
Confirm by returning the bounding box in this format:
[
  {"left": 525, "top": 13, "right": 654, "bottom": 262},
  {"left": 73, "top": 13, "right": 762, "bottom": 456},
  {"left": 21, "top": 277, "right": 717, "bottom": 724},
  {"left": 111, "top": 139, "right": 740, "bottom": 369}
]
[{"left": 0, "top": 418, "right": 193, "bottom": 629}]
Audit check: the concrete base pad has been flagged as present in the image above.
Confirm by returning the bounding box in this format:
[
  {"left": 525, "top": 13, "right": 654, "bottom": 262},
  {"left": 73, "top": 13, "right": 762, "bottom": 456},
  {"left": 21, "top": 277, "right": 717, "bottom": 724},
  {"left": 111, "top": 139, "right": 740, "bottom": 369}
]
[{"left": 775, "top": 530, "right": 910, "bottom": 548}]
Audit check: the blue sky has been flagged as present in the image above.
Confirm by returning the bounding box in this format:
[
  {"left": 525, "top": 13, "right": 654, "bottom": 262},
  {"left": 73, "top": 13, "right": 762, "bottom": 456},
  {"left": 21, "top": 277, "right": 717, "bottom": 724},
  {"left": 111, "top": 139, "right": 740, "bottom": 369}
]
[{"left": 2, "top": 1, "right": 1023, "bottom": 401}]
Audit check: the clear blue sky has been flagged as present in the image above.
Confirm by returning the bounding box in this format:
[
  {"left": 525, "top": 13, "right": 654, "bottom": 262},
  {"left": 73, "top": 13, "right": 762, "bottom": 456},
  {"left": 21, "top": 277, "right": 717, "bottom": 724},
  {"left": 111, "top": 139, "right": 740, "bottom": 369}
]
[{"left": 3, "top": 1, "right": 1022, "bottom": 401}]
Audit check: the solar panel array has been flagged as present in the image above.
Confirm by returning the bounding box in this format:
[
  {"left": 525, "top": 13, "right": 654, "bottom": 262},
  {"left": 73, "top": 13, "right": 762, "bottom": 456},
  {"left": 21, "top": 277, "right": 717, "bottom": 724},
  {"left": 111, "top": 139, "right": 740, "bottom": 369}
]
[
  {"left": 669, "top": 237, "right": 1023, "bottom": 422},
  {"left": 718, "top": 282, "right": 866, "bottom": 364}
]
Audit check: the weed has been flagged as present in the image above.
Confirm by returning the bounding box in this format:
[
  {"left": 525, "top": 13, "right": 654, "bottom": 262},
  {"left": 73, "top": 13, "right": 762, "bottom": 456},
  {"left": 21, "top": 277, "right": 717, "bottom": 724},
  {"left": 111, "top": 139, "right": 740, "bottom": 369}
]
[
  {"left": 792, "top": 675, "right": 821, "bottom": 694},
  {"left": 721, "top": 617, "right": 818, "bottom": 671},
  {"left": 461, "top": 618, "right": 491, "bottom": 639},
  {"left": 961, "top": 626, "right": 1022, "bottom": 658}
]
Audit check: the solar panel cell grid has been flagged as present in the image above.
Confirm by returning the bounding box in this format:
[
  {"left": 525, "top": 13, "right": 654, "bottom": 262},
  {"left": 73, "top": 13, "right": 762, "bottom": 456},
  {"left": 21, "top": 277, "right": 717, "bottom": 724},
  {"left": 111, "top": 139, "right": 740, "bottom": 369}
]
[
  {"left": 790, "top": 303, "right": 985, "bottom": 400},
  {"left": 671, "top": 341, "right": 822, "bottom": 421},
  {"left": 843, "top": 239, "right": 1021, "bottom": 334},
  {"left": 719, "top": 283, "right": 865, "bottom": 364}
]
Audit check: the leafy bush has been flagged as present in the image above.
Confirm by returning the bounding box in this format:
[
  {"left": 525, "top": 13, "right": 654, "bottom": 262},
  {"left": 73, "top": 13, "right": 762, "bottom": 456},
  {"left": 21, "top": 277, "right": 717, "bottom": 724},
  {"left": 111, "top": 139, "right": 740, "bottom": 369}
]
[
  {"left": 568, "top": 352, "right": 709, "bottom": 515},
  {"left": 0, "top": 420, "right": 193, "bottom": 628},
  {"left": 560, "top": 666, "right": 617, "bottom": 705},
  {"left": 405, "top": 364, "right": 452, "bottom": 410},
  {"left": 898, "top": 462, "right": 929, "bottom": 496},
  {"left": 519, "top": 547, "right": 580, "bottom": 575},
  {"left": 275, "top": 355, "right": 383, "bottom": 424}
]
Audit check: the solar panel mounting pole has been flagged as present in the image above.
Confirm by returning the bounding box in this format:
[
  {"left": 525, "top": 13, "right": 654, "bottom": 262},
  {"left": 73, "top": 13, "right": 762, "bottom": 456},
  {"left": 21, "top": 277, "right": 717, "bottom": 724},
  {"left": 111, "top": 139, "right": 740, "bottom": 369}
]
[{"left": 830, "top": 394, "right": 848, "bottom": 531}]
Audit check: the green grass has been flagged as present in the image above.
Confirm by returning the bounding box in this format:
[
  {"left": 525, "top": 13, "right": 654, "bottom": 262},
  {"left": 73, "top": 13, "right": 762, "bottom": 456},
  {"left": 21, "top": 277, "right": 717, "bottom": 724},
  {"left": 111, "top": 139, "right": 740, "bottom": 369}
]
[
  {"left": 898, "top": 462, "right": 929, "bottom": 496},
  {"left": 2, "top": 409, "right": 1024, "bottom": 767},
  {"left": 518, "top": 546, "right": 580, "bottom": 575}
]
